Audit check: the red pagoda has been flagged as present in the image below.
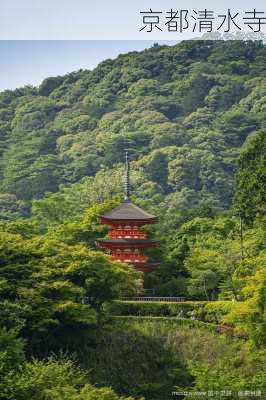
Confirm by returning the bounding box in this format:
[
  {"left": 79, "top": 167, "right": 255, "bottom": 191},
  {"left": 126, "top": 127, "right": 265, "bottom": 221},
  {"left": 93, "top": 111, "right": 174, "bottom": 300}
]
[{"left": 97, "top": 152, "right": 159, "bottom": 273}]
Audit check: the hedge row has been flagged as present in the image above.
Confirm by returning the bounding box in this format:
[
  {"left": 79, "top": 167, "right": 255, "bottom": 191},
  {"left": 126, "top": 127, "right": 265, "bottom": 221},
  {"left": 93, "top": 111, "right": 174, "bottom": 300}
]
[
  {"left": 111, "top": 315, "right": 218, "bottom": 332},
  {"left": 106, "top": 300, "right": 233, "bottom": 324}
]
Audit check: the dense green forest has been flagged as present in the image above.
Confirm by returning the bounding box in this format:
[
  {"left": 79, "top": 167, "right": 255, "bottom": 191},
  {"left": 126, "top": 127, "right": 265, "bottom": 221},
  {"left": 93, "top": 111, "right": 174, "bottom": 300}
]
[{"left": 0, "top": 40, "right": 265, "bottom": 399}]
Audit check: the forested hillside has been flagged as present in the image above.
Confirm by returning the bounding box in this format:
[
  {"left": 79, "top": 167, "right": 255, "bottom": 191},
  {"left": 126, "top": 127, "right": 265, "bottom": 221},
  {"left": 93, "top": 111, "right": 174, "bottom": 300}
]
[
  {"left": 0, "top": 40, "right": 265, "bottom": 219},
  {"left": 0, "top": 41, "right": 265, "bottom": 399}
]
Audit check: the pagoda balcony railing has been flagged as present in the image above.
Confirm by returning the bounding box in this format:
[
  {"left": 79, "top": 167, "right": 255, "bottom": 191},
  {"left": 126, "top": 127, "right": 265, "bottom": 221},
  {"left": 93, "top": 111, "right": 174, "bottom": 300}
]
[
  {"left": 109, "top": 231, "right": 147, "bottom": 239},
  {"left": 112, "top": 254, "right": 148, "bottom": 263}
]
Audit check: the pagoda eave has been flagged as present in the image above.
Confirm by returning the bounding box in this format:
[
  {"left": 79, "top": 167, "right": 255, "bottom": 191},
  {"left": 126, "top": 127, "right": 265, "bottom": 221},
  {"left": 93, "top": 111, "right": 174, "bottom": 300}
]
[
  {"left": 97, "top": 239, "right": 159, "bottom": 249},
  {"left": 100, "top": 217, "right": 156, "bottom": 226}
]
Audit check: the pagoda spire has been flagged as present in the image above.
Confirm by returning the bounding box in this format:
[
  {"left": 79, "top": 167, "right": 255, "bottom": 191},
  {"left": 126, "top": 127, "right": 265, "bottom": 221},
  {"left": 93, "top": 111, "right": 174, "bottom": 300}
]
[{"left": 124, "top": 151, "right": 130, "bottom": 201}]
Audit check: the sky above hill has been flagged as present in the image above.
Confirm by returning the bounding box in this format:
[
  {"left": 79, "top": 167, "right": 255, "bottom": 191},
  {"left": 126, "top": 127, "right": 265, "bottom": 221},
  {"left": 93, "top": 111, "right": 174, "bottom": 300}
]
[{"left": 0, "top": 40, "right": 175, "bottom": 92}]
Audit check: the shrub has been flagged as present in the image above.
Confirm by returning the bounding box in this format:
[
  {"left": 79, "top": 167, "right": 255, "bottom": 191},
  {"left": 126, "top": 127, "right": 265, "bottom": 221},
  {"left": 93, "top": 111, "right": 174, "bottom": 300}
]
[{"left": 106, "top": 300, "right": 233, "bottom": 324}]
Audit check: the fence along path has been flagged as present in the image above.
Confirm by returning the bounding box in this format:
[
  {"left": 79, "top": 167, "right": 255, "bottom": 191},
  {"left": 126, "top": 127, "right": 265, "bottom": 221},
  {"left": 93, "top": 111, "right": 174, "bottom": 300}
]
[{"left": 122, "top": 297, "right": 186, "bottom": 302}]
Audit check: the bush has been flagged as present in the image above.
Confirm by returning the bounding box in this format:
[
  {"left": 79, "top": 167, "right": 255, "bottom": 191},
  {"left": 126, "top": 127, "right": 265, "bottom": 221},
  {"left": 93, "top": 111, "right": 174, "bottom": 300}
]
[
  {"left": 1, "top": 356, "right": 136, "bottom": 400},
  {"left": 204, "top": 301, "right": 234, "bottom": 324},
  {"left": 111, "top": 316, "right": 217, "bottom": 333},
  {"left": 87, "top": 323, "right": 192, "bottom": 400},
  {"left": 106, "top": 300, "right": 233, "bottom": 324}
]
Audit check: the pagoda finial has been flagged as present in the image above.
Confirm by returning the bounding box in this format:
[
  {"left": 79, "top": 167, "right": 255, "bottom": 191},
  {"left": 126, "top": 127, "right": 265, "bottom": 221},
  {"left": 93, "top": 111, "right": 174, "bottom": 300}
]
[{"left": 124, "top": 151, "right": 130, "bottom": 201}]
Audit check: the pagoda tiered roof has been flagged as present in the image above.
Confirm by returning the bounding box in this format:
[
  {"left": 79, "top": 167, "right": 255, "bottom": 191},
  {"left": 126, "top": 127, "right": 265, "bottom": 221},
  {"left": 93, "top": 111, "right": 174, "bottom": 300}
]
[{"left": 100, "top": 200, "right": 156, "bottom": 223}]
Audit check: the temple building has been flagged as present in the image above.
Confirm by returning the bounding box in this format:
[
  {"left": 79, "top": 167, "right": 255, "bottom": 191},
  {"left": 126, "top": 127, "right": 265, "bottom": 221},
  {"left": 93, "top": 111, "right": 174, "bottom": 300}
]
[{"left": 97, "top": 153, "right": 159, "bottom": 273}]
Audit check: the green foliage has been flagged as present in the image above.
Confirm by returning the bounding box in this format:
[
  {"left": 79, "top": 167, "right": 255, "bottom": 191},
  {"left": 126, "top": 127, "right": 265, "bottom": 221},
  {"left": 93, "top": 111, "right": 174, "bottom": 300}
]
[
  {"left": 106, "top": 300, "right": 233, "bottom": 325},
  {"left": 109, "top": 318, "right": 266, "bottom": 399},
  {"left": 234, "top": 130, "right": 266, "bottom": 224},
  {"left": 107, "top": 300, "right": 205, "bottom": 317},
  {"left": 224, "top": 267, "right": 266, "bottom": 348},
  {"left": 0, "top": 328, "right": 25, "bottom": 377},
  {"left": 0, "top": 193, "right": 28, "bottom": 220},
  {"left": 39, "top": 76, "right": 65, "bottom": 96},
  {"left": 1, "top": 355, "right": 136, "bottom": 400},
  {"left": 0, "top": 211, "right": 139, "bottom": 356},
  {"left": 87, "top": 323, "right": 191, "bottom": 400},
  {"left": 112, "top": 316, "right": 218, "bottom": 333}
]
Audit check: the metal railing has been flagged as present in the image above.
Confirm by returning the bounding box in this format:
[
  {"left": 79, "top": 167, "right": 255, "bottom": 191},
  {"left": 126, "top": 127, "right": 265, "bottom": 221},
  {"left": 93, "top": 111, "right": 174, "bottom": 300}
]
[{"left": 121, "top": 296, "right": 186, "bottom": 302}]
